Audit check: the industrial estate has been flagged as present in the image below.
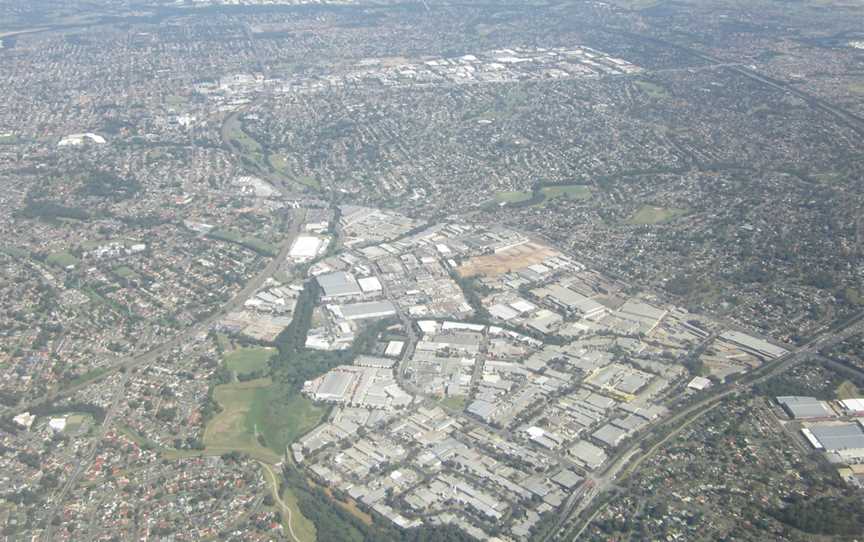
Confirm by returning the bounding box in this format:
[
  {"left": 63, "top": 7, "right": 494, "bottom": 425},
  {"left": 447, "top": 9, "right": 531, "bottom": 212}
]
[{"left": 2, "top": 0, "right": 864, "bottom": 540}]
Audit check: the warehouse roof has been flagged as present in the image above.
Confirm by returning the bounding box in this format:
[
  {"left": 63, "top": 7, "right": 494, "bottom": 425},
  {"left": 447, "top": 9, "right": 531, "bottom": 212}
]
[
  {"left": 340, "top": 301, "right": 396, "bottom": 320},
  {"left": 542, "top": 284, "right": 589, "bottom": 308},
  {"left": 317, "top": 372, "right": 355, "bottom": 400},
  {"left": 489, "top": 303, "right": 519, "bottom": 321},
  {"left": 840, "top": 398, "right": 864, "bottom": 412},
  {"left": 551, "top": 469, "right": 583, "bottom": 490},
  {"left": 777, "top": 396, "right": 833, "bottom": 419},
  {"left": 619, "top": 300, "right": 667, "bottom": 321},
  {"left": 810, "top": 423, "right": 864, "bottom": 451},
  {"left": 569, "top": 440, "right": 607, "bottom": 469},
  {"left": 592, "top": 423, "right": 628, "bottom": 448},
  {"left": 354, "top": 355, "right": 397, "bottom": 369},
  {"left": 467, "top": 399, "right": 496, "bottom": 420},
  {"left": 317, "top": 271, "right": 362, "bottom": 298},
  {"left": 721, "top": 331, "right": 788, "bottom": 359},
  {"left": 358, "top": 276, "right": 383, "bottom": 293}
]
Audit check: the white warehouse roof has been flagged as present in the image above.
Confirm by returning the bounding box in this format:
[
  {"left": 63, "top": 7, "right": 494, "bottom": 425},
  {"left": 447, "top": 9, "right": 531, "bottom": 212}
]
[{"left": 358, "top": 276, "right": 383, "bottom": 293}]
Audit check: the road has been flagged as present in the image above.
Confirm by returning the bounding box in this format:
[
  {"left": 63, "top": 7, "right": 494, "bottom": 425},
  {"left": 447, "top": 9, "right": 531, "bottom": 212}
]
[
  {"left": 553, "top": 313, "right": 864, "bottom": 540},
  {"left": 37, "top": 20, "right": 857, "bottom": 538},
  {"left": 372, "top": 266, "right": 420, "bottom": 395},
  {"left": 39, "top": 211, "right": 306, "bottom": 541}
]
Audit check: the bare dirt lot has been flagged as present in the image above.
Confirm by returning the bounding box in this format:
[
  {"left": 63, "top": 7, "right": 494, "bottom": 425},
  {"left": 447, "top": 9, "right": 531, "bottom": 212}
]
[{"left": 457, "top": 241, "right": 560, "bottom": 277}]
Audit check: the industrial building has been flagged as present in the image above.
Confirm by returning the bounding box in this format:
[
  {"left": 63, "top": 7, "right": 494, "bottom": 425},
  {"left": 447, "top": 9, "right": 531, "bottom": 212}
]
[
  {"left": 839, "top": 398, "right": 864, "bottom": 415},
  {"left": 358, "top": 276, "right": 383, "bottom": 293},
  {"left": 687, "top": 376, "right": 712, "bottom": 391},
  {"left": 303, "top": 364, "right": 412, "bottom": 409},
  {"left": 317, "top": 271, "right": 363, "bottom": 298},
  {"left": 586, "top": 363, "right": 653, "bottom": 398},
  {"left": 289, "top": 235, "right": 326, "bottom": 261},
  {"left": 720, "top": 331, "right": 788, "bottom": 360},
  {"left": 533, "top": 283, "right": 606, "bottom": 319},
  {"left": 416, "top": 332, "right": 482, "bottom": 354},
  {"left": 777, "top": 396, "right": 834, "bottom": 419},
  {"left": 489, "top": 303, "right": 520, "bottom": 321},
  {"left": 592, "top": 423, "right": 628, "bottom": 448},
  {"left": 802, "top": 422, "right": 864, "bottom": 461},
  {"left": 334, "top": 301, "right": 397, "bottom": 321},
  {"left": 568, "top": 440, "right": 607, "bottom": 470},
  {"left": 384, "top": 341, "right": 405, "bottom": 357},
  {"left": 315, "top": 371, "right": 355, "bottom": 402},
  {"left": 618, "top": 300, "right": 667, "bottom": 323},
  {"left": 466, "top": 399, "right": 496, "bottom": 422}
]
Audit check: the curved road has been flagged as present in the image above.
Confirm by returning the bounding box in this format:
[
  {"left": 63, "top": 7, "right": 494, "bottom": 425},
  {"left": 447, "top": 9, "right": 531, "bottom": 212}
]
[
  {"left": 261, "top": 462, "right": 302, "bottom": 542},
  {"left": 554, "top": 314, "right": 864, "bottom": 541}
]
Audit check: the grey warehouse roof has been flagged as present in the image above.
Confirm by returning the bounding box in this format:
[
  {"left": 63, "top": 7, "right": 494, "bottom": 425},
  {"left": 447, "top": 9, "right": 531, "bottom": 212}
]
[
  {"left": 810, "top": 423, "right": 864, "bottom": 451},
  {"left": 340, "top": 301, "right": 396, "bottom": 319},
  {"left": 777, "top": 396, "right": 832, "bottom": 419},
  {"left": 317, "top": 271, "right": 362, "bottom": 298},
  {"left": 592, "top": 424, "right": 628, "bottom": 448},
  {"left": 318, "top": 372, "right": 354, "bottom": 399},
  {"left": 467, "top": 399, "right": 496, "bottom": 420},
  {"left": 551, "top": 469, "right": 584, "bottom": 490}
]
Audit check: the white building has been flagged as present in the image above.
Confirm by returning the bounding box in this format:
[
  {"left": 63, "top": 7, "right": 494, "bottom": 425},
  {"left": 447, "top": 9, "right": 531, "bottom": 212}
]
[{"left": 289, "top": 235, "right": 326, "bottom": 261}]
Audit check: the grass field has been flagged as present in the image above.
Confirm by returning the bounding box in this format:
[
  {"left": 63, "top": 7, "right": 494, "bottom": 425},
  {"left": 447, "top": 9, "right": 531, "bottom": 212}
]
[
  {"left": 249, "top": 388, "right": 326, "bottom": 454},
  {"left": 113, "top": 265, "right": 140, "bottom": 281},
  {"left": 222, "top": 113, "right": 273, "bottom": 176},
  {"left": 215, "top": 333, "right": 231, "bottom": 353},
  {"left": 203, "top": 378, "right": 283, "bottom": 463},
  {"left": 836, "top": 380, "right": 861, "bottom": 400},
  {"left": 223, "top": 114, "right": 262, "bottom": 154},
  {"left": 267, "top": 154, "right": 321, "bottom": 190},
  {"left": 208, "top": 228, "right": 278, "bottom": 257},
  {"left": 268, "top": 154, "right": 290, "bottom": 174},
  {"left": 282, "top": 483, "right": 316, "bottom": 541},
  {"left": 842, "top": 287, "right": 864, "bottom": 306},
  {"left": 0, "top": 246, "right": 29, "bottom": 258},
  {"left": 438, "top": 395, "right": 468, "bottom": 411},
  {"left": 489, "top": 185, "right": 591, "bottom": 209},
  {"left": 813, "top": 172, "right": 843, "bottom": 185},
  {"left": 626, "top": 205, "right": 687, "bottom": 225},
  {"left": 634, "top": 80, "right": 671, "bottom": 100},
  {"left": 79, "top": 240, "right": 105, "bottom": 250},
  {"left": 193, "top": 376, "right": 322, "bottom": 539},
  {"left": 541, "top": 184, "right": 591, "bottom": 201},
  {"left": 165, "top": 95, "right": 188, "bottom": 106},
  {"left": 67, "top": 366, "right": 111, "bottom": 388},
  {"left": 293, "top": 175, "right": 321, "bottom": 190},
  {"left": 118, "top": 423, "right": 163, "bottom": 450},
  {"left": 225, "top": 347, "right": 274, "bottom": 376},
  {"left": 203, "top": 378, "right": 326, "bottom": 462},
  {"left": 494, "top": 190, "right": 533, "bottom": 204},
  {"left": 46, "top": 251, "right": 79, "bottom": 268},
  {"left": 65, "top": 413, "right": 91, "bottom": 433}
]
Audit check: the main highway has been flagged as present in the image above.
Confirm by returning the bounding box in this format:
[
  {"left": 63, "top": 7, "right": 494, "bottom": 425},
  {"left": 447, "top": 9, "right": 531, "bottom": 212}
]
[{"left": 551, "top": 311, "right": 864, "bottom": 541}]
